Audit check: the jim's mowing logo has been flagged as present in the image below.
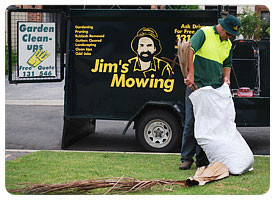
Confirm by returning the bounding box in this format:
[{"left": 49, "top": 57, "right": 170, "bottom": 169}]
[
  {"left": 18, "top": 22, "right": 56, "bottom": 77},
  {"left": 91, "top": 27, "right": 175, "bottom": 93}
]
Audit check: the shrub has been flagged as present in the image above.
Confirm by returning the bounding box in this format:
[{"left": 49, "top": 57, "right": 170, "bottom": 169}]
[
  {"left": 239, "top": 7, "right": 270, "bottom": 40},
  {"left": 5, "top": 43, "right": 17, "bottom": 75}
]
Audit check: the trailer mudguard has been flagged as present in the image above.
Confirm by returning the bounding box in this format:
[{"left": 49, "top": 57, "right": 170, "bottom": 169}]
[{"left": 61, "top": 116, "right": 96, "bottom": 149}]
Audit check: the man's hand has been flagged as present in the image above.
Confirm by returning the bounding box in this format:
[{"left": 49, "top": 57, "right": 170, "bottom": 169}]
[
  {"left": 184, "top": 73, "right": 194, "bottom": 88},
  {"left": 224, "top": 76, "right": 231, "bottom": 86}
]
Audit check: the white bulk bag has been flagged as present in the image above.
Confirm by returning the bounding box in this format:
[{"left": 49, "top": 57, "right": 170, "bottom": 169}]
[{"left": 189, "top": 83, "right": 254, "bottom": 175}]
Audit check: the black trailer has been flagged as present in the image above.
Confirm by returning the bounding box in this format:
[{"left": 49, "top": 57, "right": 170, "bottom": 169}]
[{"left": 7, "top": 8, "right": 270, "bottom": 152}]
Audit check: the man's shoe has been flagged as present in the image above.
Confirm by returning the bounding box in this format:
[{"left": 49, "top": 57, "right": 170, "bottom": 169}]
[{"left": 179, "top": 161, "right": 192, "bottom": 170}]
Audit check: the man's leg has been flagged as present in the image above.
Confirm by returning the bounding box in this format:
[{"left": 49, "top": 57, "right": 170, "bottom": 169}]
[
  {"left": 180, "top": 87, "right": 196, "bottom": 170},
  {"left": 195, "top": 144, "right": 210, "bottom": 167}
]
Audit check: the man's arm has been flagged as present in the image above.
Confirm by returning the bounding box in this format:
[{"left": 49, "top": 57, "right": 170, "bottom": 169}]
[
  {"left": 184, "top": 29, "right": 205, "bottom": 88},
  {"left": 223, "top": 48, "right": 233, "bottom": 86},
  {"left": 223, "top": 67, "right": 231, "bottom": 86}
]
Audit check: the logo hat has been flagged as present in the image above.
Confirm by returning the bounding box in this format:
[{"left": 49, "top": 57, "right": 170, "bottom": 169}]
[
  {"left": 218, "top": 14, "right": 242, "bottom": 36},
  {"left": 131, "top": 27, "right": 162, "bottom": 56}
]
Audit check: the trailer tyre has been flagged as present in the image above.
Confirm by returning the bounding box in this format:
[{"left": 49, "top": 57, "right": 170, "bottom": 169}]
[{"left": 136, "top": 110, "right": 181, "bottom": 152}]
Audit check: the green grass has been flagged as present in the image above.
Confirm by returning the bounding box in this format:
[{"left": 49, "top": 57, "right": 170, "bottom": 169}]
[{"left": 5, "top": 151, "right": 270, "bottom": 195}]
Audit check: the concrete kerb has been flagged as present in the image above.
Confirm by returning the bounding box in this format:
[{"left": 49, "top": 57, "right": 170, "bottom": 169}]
[
  {"left": 5, "top": 100, "right": 64, "bottom": 106},
  {"left": 6, "top": 149, "right": 180, "bottom": 156}
]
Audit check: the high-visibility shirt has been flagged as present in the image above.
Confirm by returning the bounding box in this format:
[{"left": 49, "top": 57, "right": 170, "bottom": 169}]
[{"left": 190, "top": 25, "right": 232, "bottom": 89}]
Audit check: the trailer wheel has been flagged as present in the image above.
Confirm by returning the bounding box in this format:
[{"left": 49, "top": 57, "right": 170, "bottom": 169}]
[{"left": 136, "top": 110, "right": 181, "bottom": 152}]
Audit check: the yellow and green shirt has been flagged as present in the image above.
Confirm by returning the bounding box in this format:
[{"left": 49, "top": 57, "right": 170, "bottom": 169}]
[{"left": 190, "top": 25, "right": 232, "bottom": 89}]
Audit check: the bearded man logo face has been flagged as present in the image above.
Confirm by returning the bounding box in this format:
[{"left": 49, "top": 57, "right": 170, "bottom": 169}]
[
  {"left": 129, "top": 27, "right": 173, "bottom": 78},
  {"left": 137, "top": 37, "right": 157, "bottom": 62}
]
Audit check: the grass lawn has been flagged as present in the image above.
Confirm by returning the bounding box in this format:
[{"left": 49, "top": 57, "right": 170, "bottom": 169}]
[{"left": 5, "top": 151, "right": 270, "bottom": 195}]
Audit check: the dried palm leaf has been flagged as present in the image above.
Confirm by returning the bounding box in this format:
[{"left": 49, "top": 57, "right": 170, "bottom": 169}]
[
  {"left": 8, "top": 162, "right": 229, "bottom": 194},
  {"left": 162, "top": 39, "right": 197, "bottom": 90}
]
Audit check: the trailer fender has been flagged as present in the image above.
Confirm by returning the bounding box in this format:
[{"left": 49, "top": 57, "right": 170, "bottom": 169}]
[{"left": 122, "top": 101, "right": 185, "bottom": 135}]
